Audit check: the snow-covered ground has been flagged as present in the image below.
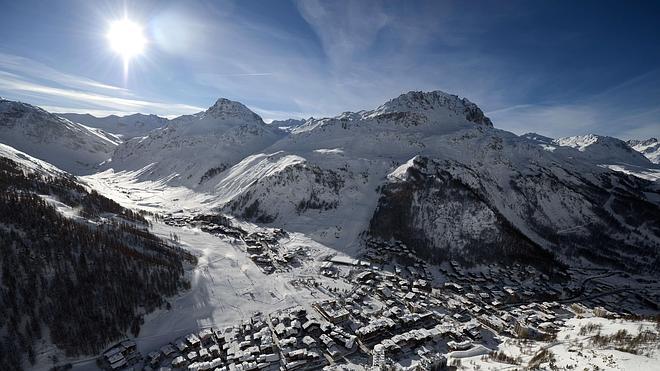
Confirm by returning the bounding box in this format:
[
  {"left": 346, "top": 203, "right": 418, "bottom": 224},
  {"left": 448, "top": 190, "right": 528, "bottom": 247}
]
[
  {"left": 30, "top": 216, "right": 363, "bottom": 370},
  {"left": 448, "top": 316, "right": 660, "bottom": 371},
  {"left": 133, "top": 223, "right": 318, "bottom": 351}
]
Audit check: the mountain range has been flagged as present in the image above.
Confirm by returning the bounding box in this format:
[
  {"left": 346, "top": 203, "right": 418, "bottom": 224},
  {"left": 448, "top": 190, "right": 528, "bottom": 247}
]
[
  {"left": 2, "top": 91, "right": 658, "bottom": 272},
  {"left": 1, "top": 90, "right": 659, "bottom": 370}
]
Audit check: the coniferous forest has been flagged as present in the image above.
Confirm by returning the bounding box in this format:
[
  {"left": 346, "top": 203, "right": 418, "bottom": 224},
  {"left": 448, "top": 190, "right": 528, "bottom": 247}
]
[{"left": 0, "top": 157, "right": 195, "bottom": 370}]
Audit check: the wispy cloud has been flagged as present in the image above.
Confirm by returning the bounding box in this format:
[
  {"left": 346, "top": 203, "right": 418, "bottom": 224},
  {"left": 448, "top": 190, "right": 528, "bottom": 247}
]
[
  {"left": 187, "top": 2, "right": 508, "bottom": 121},
  {"left": 0, "top": 52, "right": 127, "bottom": 93},
  {"left": 1, "top": 1, "right": 655, "bottom": 140},
  {"left": 0, "top": 53, "right": 204, "bottom": 116},
  {"left": 489, "top": 70, "right": 660, "bottom": 139},
  {"left": 296, "top": 0, "right": 389, "bottom": 66},
  {"left": 211, "top": 73, "right": 274, "bottom": 77},
  {"left": 38, "top": 105, "right": 141, "bottom": 118},
  {"left": 488, "top": 104, "right": 599, "bottom": 138}
]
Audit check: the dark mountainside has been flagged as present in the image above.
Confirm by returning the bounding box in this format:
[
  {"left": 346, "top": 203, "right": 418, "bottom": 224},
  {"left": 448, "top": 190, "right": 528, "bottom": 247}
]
[{"left": 0, "top": 157, "right": 195, "bottom": 370}]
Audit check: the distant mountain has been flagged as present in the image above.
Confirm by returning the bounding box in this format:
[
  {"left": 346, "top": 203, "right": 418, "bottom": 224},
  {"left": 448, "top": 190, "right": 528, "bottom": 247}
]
[
  {"left": 108, "top": 98, "right": 285, "bottom": 187},
  {"left": 520, "top": 132, "right": 554, "bottom": 145},
  {"left": 628, "top": 138, "right": 660, "bottom": 164},
  {"left": 269, "top": 118, "right": 308, "bottom": 132},
  {"left": 0, "top": 143, "right": 194, "bottom": 370},
  {"left": 60, "top": 112, "right": 170, "bottom": 139},
  {"left": 0, "top": 99, "right": 117, "bottom": 174},
  {"left": 554, "top": 134, "right": 653, "bottom": 167}
]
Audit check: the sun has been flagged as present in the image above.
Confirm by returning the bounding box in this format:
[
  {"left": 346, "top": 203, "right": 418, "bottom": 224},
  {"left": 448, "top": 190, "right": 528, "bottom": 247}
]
[{"left": 107, "top": 18, "right": 146, "bottom": 62}]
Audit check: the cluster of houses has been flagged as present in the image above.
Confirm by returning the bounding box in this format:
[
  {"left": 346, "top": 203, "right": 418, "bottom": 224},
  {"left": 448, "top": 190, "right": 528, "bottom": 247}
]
[
  {"left": 114, "top": 220, "right": 655, "bottom": 371},
  {"left": 162, "top": 214, "right": 247, "bottom": 240},
  {"left": 163, "top": 214, "right": 302, "bottom": 275},
  {"left": 126, "top": 312, "right": 284, "bottom": 371},
  {"left": 268, "top": 305, "right": 356, "bottom": 369},
  {"left": 242, "top": 230, "right": 296, "bottom": 275}
]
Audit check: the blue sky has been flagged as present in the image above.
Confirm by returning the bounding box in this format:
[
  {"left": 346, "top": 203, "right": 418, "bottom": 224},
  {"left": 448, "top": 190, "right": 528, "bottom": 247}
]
[{"left": 0, "top": 0, "right": 658, "bottom": 139}]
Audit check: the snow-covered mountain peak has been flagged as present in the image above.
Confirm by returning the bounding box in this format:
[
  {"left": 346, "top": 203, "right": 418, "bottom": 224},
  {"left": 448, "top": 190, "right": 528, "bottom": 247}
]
[
  {"left": 107, "top": 97, "right": 284, "bottom": 186},
  {"left": 521, "top": 132, "right": 554, "bottom": 144},
  {"left": 269, "top": 118, "right": 309, "bottom": 132},
  {"left": 554, "top": 133, "right": 653, "bottom": 167},
  {"left": 0, "top": 98, "right": 117, "bottom": 174},
  {"left": 554, "top": 133, "right": 602, "bottom": 150},
  {"left": 60, "top": 112, "right": 170, "bottom": 139},
  {"left": 627, "top": 137, "right": 660, "bottom": 164},
  {"left": 368, "top": 90, "right": 493, "bottom": 127},
  {"left": 628, "top": 137, "right": 658, "bottom": 147},
  {"left": 1, "top": 98, "right": 50, "bottom": 118},
  {"left": 202, "top": 98, "right": 263, "bottom": 123}
]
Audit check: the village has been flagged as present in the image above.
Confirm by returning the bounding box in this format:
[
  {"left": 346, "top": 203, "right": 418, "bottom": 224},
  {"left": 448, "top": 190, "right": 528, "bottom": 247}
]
[{"left": 98, "top": 215, "right": 660, "bottom": 371}]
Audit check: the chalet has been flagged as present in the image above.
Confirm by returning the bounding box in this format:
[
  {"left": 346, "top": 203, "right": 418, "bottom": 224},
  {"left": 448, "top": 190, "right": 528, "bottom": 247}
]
[
  {"left": 444, "top": 282, "right": 464, "bottom": 293},
  {"left": 199, "top": 328, "right": 214, "bottom": 342},
  {"left": 413, "top": 279, "right": 431, "bottom": 292},
  {"left": 147, "top": 351, "right": 162, "bottom": 366},
  {"left": 187, "top": 351, "right": 199, "bottom": 362},
  {"left": 257, "top": 353, "right": 279, "bottom": 363},
  {"left": 355, "top": 317, "right": 396, "bottom": 341},
  {"left": 175, "top": 339, "right": 189, "bottom": 352},
  {"left": 285, "top": 359, "right": 306, "bottom": 370},
  {"left": 120, "top": 340, "right": 137, "bottom": 353},
  {"left": 503, "top": 286, "right": 516, "bottom": 297},
  {"left": 314, "top": 300, "right": 349, "bottom": 323},
  {"left": 103, "top": 346, "right": 123, "bottom": 362},
  {"left": 109, "top": 358, "right": 127, "bottom": 370},
  {"left": 302, "top": 336, "right": 317, "bottom": 348},
  {"left": 186, "top": 333, "right": 201, "bottom": 347},
  {"left": 302, "top": 319, "right": 320, "bottom": 333},
  {"left": 355, "top": 271, "right": 373, "bottom": 282},
  {"left": 379, "top": 286, "right": 393, "bottom": 298},
  {"left": 106, "top": 353, "right": 124, "bottom": 366},
  {"left": 404, "top": 292, "right": 415, "bottom": 301},
  {"left": 209, "top": 344, "right": 221, "bottom": 357},
  {"left": 161, "top": 344, "right": 176, "bottom": 357},
  {"left": 329, "top": 255, "right": 358, "bottom": 266},
  {"left": 479, "top": 314, "right": 506, "bottom": 332},
  {"left": 172, "top": 356, "right": 187, "bottom": 368},
  {"left": 287, "top": 349, "right": 307, "bottom": 360},
  {"left": 246, "top": 245, "right": 262, "bottom": 254},
  {"left": 447, "top": 340, "right": 472, "bottom": 351}
]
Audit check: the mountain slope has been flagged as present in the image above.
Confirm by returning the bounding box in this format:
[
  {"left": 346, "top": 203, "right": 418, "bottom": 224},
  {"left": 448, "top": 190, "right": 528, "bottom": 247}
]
[
  {"left": 0, "top": 99, "right": 117, "bottom": 174},
  {"left": 60, "top": 112, "right": 170, "bottom": 139},
  {"left": 194, "top": 91, "right": 660, "bottom": 272},
  {"left": 269, "top": 118, "right": 308, "bottom": 132},
  {"left": 0, "top": 143, "right": 194, "bottom": 370},
  {"left": 67, "top": 91, "right": 660, "bottom": 274},
  {"left": 107, "top": 98, "right": 285, "bottom": 187}
]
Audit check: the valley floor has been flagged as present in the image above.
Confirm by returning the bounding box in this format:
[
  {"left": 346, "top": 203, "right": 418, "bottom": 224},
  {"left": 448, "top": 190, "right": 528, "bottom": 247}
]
[{"left": 28, "top": 172, "right": 660, "bottom": 371}]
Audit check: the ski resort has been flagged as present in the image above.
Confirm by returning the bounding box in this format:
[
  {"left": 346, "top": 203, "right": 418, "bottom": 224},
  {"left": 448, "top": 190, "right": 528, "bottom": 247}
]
[{"left": 1, "top": 1, "right": 659, "bottom": 370}]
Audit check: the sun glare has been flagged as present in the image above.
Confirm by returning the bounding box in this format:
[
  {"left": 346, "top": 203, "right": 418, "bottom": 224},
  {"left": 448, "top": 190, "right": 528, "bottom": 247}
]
[{"left": 107, "top": 18, "right": 146, "bottom": 64}]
